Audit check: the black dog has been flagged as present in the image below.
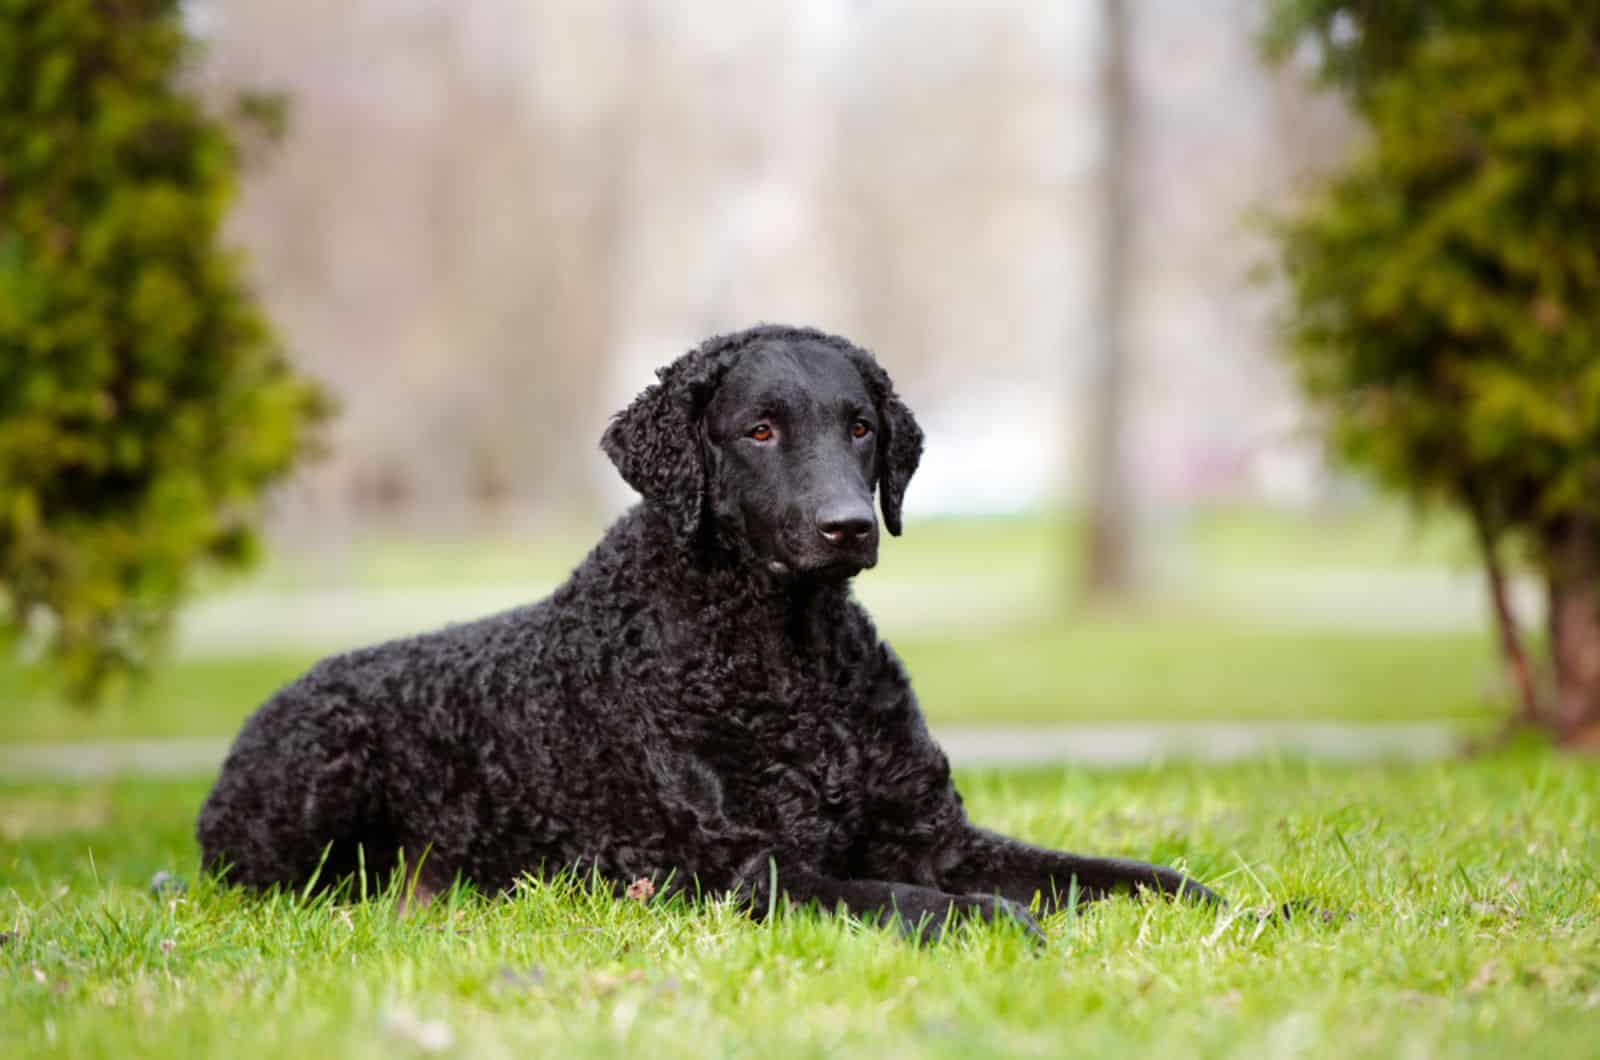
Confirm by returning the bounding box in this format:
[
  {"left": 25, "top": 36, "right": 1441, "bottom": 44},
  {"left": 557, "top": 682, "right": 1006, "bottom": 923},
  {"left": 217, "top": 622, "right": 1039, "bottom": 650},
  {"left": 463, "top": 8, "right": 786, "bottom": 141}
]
[{"left": 198, "top": 324, "right": 1219, "bottom": 936}]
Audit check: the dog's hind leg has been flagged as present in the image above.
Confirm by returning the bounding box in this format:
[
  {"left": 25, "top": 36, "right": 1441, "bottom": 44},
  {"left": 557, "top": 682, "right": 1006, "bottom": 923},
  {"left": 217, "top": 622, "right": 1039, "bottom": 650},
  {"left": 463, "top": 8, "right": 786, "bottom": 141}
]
[{"left": 197, "top": 693, "right": 390, "bottom": 895}]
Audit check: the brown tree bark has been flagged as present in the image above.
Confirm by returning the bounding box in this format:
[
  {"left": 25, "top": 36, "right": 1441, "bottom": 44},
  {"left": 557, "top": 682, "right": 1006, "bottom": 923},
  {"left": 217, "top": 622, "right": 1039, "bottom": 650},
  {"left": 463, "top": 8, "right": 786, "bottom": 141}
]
[
  {"left": 1545, "top": 515, "right": 1600, "bottom": 744},
  {"left": 1465, "top": 492, "right": 1541, "bottom": 726},
  {"left": 1083, "top": 0, "right": 1135, "bottom": 601}
]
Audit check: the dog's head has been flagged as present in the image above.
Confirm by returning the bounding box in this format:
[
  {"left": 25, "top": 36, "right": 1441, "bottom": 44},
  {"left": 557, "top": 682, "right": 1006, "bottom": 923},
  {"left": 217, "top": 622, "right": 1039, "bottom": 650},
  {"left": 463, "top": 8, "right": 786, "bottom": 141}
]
[{"left": 601, "top": 325, "right": 923, "bottom": 580}]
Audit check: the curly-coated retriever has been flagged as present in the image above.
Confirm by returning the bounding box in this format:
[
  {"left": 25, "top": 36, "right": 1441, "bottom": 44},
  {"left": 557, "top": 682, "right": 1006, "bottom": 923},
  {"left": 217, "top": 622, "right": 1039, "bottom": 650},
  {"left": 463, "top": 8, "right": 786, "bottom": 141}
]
[{"left": 197, "top": 324, "right": 1220, "bottom": 937}]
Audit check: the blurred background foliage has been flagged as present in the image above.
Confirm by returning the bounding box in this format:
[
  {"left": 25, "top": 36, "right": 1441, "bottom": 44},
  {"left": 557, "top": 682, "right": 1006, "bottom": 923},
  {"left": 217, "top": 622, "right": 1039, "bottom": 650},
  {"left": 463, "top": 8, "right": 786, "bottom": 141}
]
[
  {"left": 1265, "top": 0, "right": 1600, "bottom": 740},
  {"left": 0, "top": 0, "right": 327, "bottom": 702}
]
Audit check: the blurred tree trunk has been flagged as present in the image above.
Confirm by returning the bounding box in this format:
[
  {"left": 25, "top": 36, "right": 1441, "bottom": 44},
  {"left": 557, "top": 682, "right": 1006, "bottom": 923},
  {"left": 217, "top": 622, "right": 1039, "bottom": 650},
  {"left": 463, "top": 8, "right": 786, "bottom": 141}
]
[
  {"left": 1545, "top": 516, "right": 1600, "bottom": 744},
  {"left": 1465, "top": 487, "right": 1542, "bottom": 726},
  {"left": 1083, "top": 0, "right": 1134, "bottom": 601}
]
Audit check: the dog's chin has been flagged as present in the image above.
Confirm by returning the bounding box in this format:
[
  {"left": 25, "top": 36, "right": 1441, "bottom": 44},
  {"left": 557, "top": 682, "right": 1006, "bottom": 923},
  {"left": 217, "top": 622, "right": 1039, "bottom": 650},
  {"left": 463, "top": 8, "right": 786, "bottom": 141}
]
[{"left": 765, "top": 550, "right": 877, "bottom": 583}]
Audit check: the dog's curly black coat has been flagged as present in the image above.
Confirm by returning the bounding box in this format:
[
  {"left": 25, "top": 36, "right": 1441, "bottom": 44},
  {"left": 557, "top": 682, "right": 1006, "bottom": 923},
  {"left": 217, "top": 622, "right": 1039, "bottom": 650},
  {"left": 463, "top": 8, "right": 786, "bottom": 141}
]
[{"left": 198, "top": 324, "right": 1219, "bottom": 936}]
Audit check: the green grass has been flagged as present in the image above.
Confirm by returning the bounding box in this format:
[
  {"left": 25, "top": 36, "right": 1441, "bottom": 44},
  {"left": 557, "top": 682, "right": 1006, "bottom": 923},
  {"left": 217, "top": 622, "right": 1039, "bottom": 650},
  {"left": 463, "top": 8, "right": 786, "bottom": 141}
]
[
  {"left": 1180, "top": 504, "right": 1477, "bottom": 572},
  {"left": 898, "top": 619, "right": 1498, "bottom": 724},
  {"left": 0, "top": 619, "right": 1500, "bottom": 743},
  {"left": 4, "top": 753, "right": 1599, "bottom": 1058},
  {"left": 0, "top": 656, "right": 316, "bottom": 744}
]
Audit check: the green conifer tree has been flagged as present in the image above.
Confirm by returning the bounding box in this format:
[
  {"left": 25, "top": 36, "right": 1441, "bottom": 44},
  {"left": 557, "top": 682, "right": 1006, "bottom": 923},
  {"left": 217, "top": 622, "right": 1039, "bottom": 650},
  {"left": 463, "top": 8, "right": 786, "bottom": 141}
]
[
  {"left": 0, "top": 0, "right": 327, "bottom": 702},
  {"left": 1264, "top": 1, "right": 1600, "bottom": 741}
]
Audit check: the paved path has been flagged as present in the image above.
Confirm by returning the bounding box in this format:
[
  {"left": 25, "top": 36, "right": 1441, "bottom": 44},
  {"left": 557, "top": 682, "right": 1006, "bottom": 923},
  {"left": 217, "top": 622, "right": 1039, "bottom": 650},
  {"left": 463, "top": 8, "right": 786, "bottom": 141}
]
[
  {"left": 0, "top": 722, "right": 1464, "bottom": 780},
  {"left": 934, "top": 721, "right": 1464, "bottom": 766}
]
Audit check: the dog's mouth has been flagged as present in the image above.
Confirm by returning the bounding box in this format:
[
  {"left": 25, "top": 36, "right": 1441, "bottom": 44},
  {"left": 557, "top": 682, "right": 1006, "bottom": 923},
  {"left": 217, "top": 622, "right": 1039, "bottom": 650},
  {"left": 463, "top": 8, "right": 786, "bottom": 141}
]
[
  {"left": 765, "top": 539, "right": 878, "bottom": 582},
  {"left": 766, "top": 555, "right": 876, "bottom": 581}
]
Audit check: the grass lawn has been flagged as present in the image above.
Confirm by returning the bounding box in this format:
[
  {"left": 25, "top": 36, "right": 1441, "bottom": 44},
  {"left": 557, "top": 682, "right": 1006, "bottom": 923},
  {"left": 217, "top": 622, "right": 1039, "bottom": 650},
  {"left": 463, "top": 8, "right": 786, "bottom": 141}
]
[
  {"left": 4, "top": 752, "right": 1598, "bottom": 1058},
  {"left": 0, "top": 619, "right": 1500, "bottom": 743}
]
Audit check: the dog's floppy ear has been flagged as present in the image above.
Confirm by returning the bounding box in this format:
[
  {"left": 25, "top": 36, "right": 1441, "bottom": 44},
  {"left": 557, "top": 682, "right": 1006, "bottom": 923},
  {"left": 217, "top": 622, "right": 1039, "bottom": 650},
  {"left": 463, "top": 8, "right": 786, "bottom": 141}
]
[
  {"left": 601, "top": 350, "right": 721, "bottom": 544},
  {"left": 848, "top": 351, "right": 924, "bottom": 537}
]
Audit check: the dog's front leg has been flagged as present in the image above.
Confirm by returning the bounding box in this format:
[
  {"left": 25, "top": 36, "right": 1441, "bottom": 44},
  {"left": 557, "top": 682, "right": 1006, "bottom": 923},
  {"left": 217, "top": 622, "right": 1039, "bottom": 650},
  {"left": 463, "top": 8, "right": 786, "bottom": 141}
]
[
  {"left": 744, "top": 865, "right": 1044, "bottom": 942},
  {"left": 937, "top": 826, "right": 1223, "bottom": 913}
]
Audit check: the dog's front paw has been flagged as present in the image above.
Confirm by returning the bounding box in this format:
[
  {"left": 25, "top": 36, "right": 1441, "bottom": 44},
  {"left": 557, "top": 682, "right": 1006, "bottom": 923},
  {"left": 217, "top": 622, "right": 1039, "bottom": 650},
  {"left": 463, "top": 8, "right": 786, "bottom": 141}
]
[
  {"left": 892, "top": 892, "right": 1045, "bottom": 945},
  {"left": 960, "top": 893, "right": 1046, "bottom": 945}
]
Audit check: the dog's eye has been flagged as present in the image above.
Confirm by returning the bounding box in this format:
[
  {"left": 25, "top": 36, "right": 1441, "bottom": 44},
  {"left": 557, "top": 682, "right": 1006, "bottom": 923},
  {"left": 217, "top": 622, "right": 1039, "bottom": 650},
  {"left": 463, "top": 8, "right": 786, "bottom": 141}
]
[
  {"left": 850, "top": 420, "right": 872, "bottom": 440},
  {"left": 748, "top": 423, "right": 774, "bottom": 443}
]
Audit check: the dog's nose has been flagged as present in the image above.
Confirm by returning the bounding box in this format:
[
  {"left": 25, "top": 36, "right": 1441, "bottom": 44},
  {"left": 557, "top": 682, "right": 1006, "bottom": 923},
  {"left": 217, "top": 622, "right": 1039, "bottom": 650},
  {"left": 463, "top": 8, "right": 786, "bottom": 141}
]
[{"left": 816, "top": 501, "right": 876, "bottom": 546}]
